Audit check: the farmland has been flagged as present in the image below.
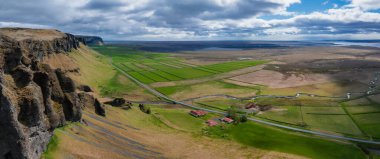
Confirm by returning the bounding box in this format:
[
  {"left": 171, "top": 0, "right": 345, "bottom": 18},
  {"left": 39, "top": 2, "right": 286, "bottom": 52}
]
[
  {"left": 92, "top": 45, "right": 380, "bottom": 140},
  {"left": 87, "top": 44, "right": 380, "bottom": 159},
  {"left": 93, "top": 46, "right": 266, "bottom": 84}
]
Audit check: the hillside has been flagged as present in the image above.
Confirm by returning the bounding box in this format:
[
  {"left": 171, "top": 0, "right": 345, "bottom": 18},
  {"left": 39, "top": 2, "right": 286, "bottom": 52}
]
[{"left": 0, "top": 28, "right": 104, "bottom": 159}]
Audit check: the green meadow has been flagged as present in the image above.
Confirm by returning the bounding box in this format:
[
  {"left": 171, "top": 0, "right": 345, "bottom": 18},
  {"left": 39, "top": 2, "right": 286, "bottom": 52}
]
[{"left": 93, "top": 46, "right": 266, "bottom": 84}]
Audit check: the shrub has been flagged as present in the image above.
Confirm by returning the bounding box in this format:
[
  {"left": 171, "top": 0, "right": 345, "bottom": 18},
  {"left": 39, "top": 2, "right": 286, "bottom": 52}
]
[
  {"left": 138, "top": 104, "right": 151, "bottom": 114},
  {"left": 227, "top": 106, "right": 238, "bottom": 119},
  {"left": 240, "top": 115, "right": 248, "bottom": 123},
  {"left": 146, "top": 108, "right": 151, "bottom": 114}
]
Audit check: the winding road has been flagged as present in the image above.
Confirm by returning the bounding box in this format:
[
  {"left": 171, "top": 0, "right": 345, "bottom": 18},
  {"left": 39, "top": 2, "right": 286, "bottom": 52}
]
[{"left": 110, "top": 60, "right": 380, "bottom": 145}]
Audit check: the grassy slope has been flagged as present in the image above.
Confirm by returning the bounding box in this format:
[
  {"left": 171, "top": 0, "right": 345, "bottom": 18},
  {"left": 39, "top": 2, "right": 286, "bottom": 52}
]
[
  {"left": 69, "top": 45, "right": 156, "bottom": 100},
  {"left": 153, "top": 108, "right": 205, "bottom": 132},
  {"left": 68, "top": 45, "right": 116, "bottom": 92}
]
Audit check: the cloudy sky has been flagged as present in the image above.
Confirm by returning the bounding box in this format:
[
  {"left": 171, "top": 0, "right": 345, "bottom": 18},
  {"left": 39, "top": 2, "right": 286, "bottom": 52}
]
[{"left": 1, "top": 0, "right": 380, "bottom": 40}]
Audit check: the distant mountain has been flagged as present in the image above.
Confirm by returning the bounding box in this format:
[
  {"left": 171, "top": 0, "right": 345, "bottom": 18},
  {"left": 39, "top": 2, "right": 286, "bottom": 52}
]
[{"left": 75, "top": 35, "right": 104, "bottom": 45}]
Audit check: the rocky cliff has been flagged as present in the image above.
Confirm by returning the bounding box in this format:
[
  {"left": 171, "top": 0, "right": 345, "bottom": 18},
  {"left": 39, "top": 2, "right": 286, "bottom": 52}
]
[
  {"left": 0, "top": 28, "right": 105, "bottom": 159},
  {"left": 75, "top": 35, "right": 104, "bottom": 45}
]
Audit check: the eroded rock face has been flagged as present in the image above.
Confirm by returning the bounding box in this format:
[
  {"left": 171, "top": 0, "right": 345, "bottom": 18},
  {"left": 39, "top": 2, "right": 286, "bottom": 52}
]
[
  {"left": 0, "top": 28, "right": 104, "bottom": 159},
  {"left": 78, "top": 92, "right": 106, "bottom": 116}
]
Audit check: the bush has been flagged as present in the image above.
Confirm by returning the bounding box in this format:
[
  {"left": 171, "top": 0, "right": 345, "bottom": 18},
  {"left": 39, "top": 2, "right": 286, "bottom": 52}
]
[
  {"left": 227, "top": 106, "right": 238, "bottom": 119},
  {"left": 139, "top": 104, "right": 151, "bottom": 114},
  {"left": 240, "top": 115, "right": 248, "bottom": 123}
]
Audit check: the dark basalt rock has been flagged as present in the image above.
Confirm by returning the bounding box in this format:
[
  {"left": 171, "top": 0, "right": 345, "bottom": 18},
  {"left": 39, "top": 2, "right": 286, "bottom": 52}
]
[
  {"left": 78, "top": 84, "right": 93, "bottom": 92},
  {"left": 94, "top": 99, "right": 106, "bottom": 116},
  {"left": 78, "top": 92, "right": 106, "bottom": 116},
  {"left": 55, "top": 69, "right": 76, "bottom": 93},
  {"left": 11, "top": 66, "right": 33, "bottom": 87},
  {"left": 104, "top": 98, "right": 126, "bottom": 107},
  {"left": 62, "top": 93, "right": 82, "bottom": 121},
  {"left": 0, "top": 28, "right": 105, "bottom": 159}
]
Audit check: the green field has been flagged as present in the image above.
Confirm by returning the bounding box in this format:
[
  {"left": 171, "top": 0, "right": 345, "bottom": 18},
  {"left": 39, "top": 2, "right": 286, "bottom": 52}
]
[
  {"left": 302, "top": 106, "right": 363, "bottom": 136},
  {"left": 153, "top": 108, "right": 206, "bottom": 132},
  {"left": 352, "top": 113, "right": 380, "bottom": 139},
  {"left": 257, "top": 106, "right": 304, "bottom": 125},
  {"left": 205, "top": 122, "right": 366, "bottom": 159},
  {"left": 254, "top": 97, "right": 340, "bottom": 107},
  {"left": 195, "top": 98, "right": 250, "bottom": 111},
  {"left": 154, "top": 81, "right": 261, "bottom": 101},
  {"left": 93, "top": 46, "right": 266, "bottom": 84},
  {"left": 346, "top": 105, "right": 380, "bottom": 114}
]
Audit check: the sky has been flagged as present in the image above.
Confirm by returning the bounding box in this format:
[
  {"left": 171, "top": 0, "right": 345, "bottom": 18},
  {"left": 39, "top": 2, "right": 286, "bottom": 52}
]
[{"left": 0, "top": 0, "right": 380, "bottom": 40}]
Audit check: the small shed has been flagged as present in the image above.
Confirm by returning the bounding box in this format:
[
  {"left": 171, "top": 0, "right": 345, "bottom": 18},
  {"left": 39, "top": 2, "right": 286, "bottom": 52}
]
[
  {"left": 221, "top": 117, "right": 234, "bottom": 123},
  {"left": 206, "top": 120, "right": 218, "bottom": 126},
  {"left": 189, "top": 110, "right": 208, "bottom": 117}
]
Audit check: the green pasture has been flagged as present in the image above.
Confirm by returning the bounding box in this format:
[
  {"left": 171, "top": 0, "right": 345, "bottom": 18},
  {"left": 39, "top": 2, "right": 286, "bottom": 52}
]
[
  {"left": 256, "top": 106, "right": 303, "bottom": 125},
  {"left": 195, "top": 98, "right": 249, "bottom": 111},
  {"left": 352, "top": 113, "right": 380, "bottom": 139},
  {"left": 301, "top": 106, "right": 363, "bottom": 136},
  {"left": 205, "top": 122, "right": 366, "bottom": 159},
  {"left": 93, "top": 45, "right": 266, "bottom": 84},
  {"left": 346, "top": 105, "right": 380, "bottom": 114},
  {"left": 153, "top": 108, "right": 205, "bottom": 132}
]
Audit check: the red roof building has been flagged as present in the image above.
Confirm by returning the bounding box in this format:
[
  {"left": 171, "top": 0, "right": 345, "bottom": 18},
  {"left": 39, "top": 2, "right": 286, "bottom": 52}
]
[
  {"left": 206, "top": 120, "right": 218, "bottom": 126},
  {"left": 221, "top": 117, "right": 234, "bottom": 123},
  {"left": 189, "top": 110, "right": 208, "bottom": 117}
]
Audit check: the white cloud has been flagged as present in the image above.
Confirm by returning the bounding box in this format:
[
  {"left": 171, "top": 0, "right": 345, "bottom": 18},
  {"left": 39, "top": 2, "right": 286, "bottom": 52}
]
[
  {"left": 0, "top": 22, "right": 51, "bottom": 29},
  {"left": 263, "top": 27, "right": 300, "bottom": 35},
  {"left": 0, "top": 0, "right": 379, "bottom": 40},
  {"left": 348, "top": 0, "right": 380, "bottom": 11}
]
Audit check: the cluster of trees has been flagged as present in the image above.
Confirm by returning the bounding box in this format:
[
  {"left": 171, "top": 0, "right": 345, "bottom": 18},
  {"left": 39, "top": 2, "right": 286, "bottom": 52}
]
[
  {"left": 139, "top": 104, "right": 151, "bottom": 114},
  {"left": 226, "top": 106, "right": 247, "bottom": 124}
]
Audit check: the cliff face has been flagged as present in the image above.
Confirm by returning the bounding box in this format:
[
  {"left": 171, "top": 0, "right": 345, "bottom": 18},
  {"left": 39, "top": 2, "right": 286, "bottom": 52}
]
[
  {"left": 75, "top": 35, "right": 104, "bottom": 46},
  {"left": 0, "top": 28, "right": 104, "bottom": 159}
]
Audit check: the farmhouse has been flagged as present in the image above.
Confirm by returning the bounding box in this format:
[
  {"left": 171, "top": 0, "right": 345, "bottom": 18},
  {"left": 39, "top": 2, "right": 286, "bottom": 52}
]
[
  {"left": 206, "top": 120, "right": 218, "bottom": 126},
  {"left": 221, "top": 117, "right": 234, "bottom": 123},
  {"left": 189, "top": 110, "right": 208, "bottom": 117}
]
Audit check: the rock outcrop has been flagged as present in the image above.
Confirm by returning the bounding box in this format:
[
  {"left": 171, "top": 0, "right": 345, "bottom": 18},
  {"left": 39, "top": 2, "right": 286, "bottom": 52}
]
[
  {"left": 0, "top": 28, "right": 105, "bottom": 159},
  {"left": 104, "top": 98, "right": 126, "bottom": 107},
  {"left": 75, "top": 35, "right": 104, "bottom": 46}
]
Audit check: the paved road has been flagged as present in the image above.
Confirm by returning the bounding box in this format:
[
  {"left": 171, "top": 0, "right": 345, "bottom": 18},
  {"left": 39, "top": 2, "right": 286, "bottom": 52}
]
[{"left": 111, "top": 61, "right": 380, "bottom": 145}]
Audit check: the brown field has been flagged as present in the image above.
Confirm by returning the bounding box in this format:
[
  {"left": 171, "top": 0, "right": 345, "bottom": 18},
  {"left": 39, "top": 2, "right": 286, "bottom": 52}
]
[
  {"left": 176, "top": 46, "right": 377, "bottom": 64},
  {"left": 175, "top": 46, "right": 380, "bottom": 97},
  {"left": 230, "top": 70, "right": 331, "bottom": 89},
  {"left": 170, "top": 82, "right": 258, "bottom": 101}
]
